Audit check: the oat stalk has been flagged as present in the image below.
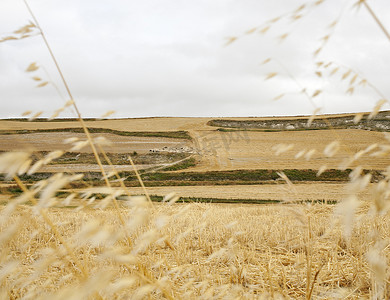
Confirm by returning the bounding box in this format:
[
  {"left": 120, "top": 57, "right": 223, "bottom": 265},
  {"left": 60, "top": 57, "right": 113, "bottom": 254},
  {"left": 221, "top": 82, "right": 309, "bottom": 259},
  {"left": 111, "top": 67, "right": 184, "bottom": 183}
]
[
  {"left": 13, "top": 175, "right": 89, "bottom": 280},
  {"left": 362, "top": 1, "right": 390, "bottom": 42},
  {"left": 23, "top": 0, "right": 111, "bottom": 189}
]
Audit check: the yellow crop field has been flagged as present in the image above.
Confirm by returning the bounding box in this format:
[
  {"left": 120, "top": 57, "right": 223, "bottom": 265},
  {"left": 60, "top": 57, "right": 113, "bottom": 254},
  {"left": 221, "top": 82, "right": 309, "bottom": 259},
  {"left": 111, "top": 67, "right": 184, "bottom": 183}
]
[
  {"left": 2, "top": 202, "right": 389, "bottom": 299},
  {"left": 1, "top": 118, "right": 389, "bottom": 300},
  {"left": 117, "top": 183, "right": 371, "bottom": 202},
  {"left": 191, "top": 129, "right": 390, "bottom": 171},
  {"left": 2, "top": 119, "right": 390, "bottom": 172}
]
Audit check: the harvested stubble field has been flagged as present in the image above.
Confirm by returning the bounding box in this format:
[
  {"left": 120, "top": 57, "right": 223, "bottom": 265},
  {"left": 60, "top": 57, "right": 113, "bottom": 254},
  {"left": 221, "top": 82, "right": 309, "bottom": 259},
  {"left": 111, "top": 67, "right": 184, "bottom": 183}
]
[
  {"left": 1, "top": 116, "right": 390, "bottom": 299},
  {"left": 109, "top": 183, "right": 372, "bottom": 203},
  {"left": 1, "top": 118, "right": 390, "bottom": 172},
  {"left": 0, "top": 118, "right": 213, "bottom": 132},
  {"left": 0, "top": 117, "right": 389, "bottom": 203},
  {"left": 1, "top": 202, "right": 389, "bottom": 299},
  {"left": 191, "top": 129, "right": 390, "bottom": 171}
]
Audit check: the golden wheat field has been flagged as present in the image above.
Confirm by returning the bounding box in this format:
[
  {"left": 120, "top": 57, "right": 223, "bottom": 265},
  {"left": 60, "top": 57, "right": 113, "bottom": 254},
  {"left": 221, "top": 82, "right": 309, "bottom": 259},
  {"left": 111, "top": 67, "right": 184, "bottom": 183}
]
[
  {"left": 2, "top": 202, "right": 389, "bottom": 299},
  {"left": 66, "top": 182, "right": 371, "bottom": 203},
  {"left": 1, "top": 116, "right": 390, "bottom": 299}
]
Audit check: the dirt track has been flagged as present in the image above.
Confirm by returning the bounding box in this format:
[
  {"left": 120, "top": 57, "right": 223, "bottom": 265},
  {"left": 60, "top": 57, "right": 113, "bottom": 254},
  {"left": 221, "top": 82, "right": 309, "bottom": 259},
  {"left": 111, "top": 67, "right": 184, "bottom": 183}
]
[{"left": 39, "top": 164, "right": 154, "bottom": 173}]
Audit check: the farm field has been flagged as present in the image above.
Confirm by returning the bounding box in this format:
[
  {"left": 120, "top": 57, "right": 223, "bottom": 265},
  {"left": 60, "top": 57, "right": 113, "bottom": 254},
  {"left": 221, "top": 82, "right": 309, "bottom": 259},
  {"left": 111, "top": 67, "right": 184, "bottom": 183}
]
[
  {"left": 120, "top": 182, "right": 372, "bottom": 202},
  {"left": 0, "top": 117, "right": 387, "bottom": 201},
  {"left": 2, "top": 203, "right": 389, "bottom": 299},
  {"left": 1, "top": 116, "right": 389, "bottom": 299},
  {"left": 6, "top": 182, "right": 360, "bottom": 204},
  {"left": 0, "top": 118, "right": 213, "bottom": 132},
  {"left": 191, "top": 129, "right": 390, "bottom": 171},
  {"left": 0, "top": 114, "right": 357, "bottom": 132},
  {"left": 0, "top": 132, "right": 191, "bottom": 154},
  {"left": 1, "top": 118, "right": 390, "bottom": 172}
]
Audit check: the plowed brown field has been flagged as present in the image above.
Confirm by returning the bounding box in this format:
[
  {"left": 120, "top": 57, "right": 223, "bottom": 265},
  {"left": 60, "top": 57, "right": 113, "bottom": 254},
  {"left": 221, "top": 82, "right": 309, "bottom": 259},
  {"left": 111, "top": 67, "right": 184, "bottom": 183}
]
[{"left": 0, "top": 132, "right": 190, "bottom": 154}]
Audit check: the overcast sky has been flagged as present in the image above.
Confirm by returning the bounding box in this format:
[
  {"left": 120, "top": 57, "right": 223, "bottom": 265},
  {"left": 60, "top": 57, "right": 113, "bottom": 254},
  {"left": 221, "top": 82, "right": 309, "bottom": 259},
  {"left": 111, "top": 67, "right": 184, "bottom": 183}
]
[{"left": 1, "top": 0, "right": 390, "bottom": 119}]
